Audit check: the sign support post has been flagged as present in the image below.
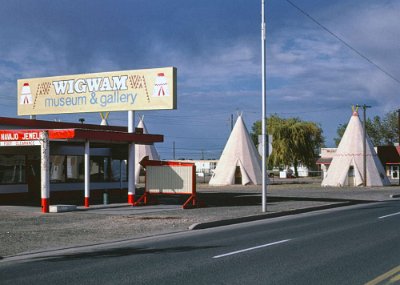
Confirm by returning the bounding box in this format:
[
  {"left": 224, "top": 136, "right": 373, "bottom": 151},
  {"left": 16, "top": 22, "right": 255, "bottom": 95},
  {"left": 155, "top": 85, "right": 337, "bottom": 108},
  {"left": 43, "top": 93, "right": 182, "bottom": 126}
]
[
  {"left": 128, "top": 110, "right": 135, "bottom": 205},
  {"left": 84, "top": 140, "right": 90, "bottom": 207},
  {"left": 40, "top": 131, "right": 50, "bottom": 213}
]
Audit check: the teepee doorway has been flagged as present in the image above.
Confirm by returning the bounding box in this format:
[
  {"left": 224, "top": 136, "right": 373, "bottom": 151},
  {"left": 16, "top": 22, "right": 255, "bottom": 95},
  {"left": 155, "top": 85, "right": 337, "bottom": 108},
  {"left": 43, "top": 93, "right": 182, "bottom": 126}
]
[
  {"left": 234, "top": 166, "right": 242, "bottom": 184},
  {"left": 348, "top": 166, "right": 355, "bottom": 186}
]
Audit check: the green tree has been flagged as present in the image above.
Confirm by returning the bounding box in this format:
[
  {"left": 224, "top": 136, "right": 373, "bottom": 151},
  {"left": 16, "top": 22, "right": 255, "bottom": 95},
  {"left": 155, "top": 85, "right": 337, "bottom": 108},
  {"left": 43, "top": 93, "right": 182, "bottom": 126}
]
[
  {"left": 250, "top": 120, "right": 261, "bottom": 145},
  {"left": 251, "top": 115, "right": 324, "bottom": 176},
  {"left": 381, "top": 111, "right": 399, "bottom": 144}
]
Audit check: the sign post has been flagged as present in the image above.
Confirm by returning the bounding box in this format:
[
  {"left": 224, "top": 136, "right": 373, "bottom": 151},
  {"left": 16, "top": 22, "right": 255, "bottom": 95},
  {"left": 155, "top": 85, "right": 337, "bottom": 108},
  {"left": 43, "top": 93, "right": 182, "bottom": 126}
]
[
  {"left": 84, "top": 140, "right": 90, "bottom": 207},
  {"left": 128, "top": 110, "right": 135, "bottom": 205},
  {"left": 40, "top": 131, "right": 50, "bottom": 213}
]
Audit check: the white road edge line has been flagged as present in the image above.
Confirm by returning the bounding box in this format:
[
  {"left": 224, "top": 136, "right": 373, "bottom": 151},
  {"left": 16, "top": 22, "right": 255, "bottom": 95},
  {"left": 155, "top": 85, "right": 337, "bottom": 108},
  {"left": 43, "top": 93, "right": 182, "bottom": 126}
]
[
  {"left": 378, "top": 212, "right": 400, "bottom": 219},
  {"left": 212, "top": 239, "right": 291, "bottom": 259}
]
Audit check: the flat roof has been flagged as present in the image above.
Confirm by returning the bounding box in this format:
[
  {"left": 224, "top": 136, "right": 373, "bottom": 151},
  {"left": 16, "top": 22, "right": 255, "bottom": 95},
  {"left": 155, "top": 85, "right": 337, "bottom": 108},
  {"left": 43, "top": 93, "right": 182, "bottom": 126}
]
[
  {"left": 0, "top": 129, "right": 163, "bottom": 145},
  {"left": 0, "top": 117, "right": 163, "bottom": 145}
]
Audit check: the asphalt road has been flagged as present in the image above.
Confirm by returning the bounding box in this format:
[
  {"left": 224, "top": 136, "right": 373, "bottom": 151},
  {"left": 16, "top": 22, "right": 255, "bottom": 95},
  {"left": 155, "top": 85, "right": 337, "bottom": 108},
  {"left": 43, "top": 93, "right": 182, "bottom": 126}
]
[{"left": 1, "top": 201, "right": 400, "bottom": 285}]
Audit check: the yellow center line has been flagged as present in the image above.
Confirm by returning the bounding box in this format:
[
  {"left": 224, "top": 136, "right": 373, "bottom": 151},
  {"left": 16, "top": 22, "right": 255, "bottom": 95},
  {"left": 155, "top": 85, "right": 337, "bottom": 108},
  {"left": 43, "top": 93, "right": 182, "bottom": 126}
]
[{"left": 365, "top": 265, "right": 400, "bottom": 285}]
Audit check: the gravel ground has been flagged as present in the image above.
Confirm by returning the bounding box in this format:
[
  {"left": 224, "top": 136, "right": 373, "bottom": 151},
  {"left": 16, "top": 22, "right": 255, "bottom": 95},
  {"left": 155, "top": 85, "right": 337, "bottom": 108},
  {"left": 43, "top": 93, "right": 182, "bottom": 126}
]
[{"left": 1, "top": 181, "right": 400, "bottom": 258}]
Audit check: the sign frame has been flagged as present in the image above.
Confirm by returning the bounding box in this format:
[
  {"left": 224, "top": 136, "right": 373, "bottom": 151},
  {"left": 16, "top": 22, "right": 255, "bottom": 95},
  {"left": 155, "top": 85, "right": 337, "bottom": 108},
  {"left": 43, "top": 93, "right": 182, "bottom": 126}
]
[{"left": 18, "top": 67, "right": 177, "bottom": 116}]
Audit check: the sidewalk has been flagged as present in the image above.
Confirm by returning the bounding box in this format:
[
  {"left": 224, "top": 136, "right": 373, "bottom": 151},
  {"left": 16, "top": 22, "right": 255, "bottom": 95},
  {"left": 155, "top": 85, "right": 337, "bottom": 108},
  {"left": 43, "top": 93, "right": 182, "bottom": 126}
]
[{"left": 1, "top": 182, "right": 400, "bottom": 258}]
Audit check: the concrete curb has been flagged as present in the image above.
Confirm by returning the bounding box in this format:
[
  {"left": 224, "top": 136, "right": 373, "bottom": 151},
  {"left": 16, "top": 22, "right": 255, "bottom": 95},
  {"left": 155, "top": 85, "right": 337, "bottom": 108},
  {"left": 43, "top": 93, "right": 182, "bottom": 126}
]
[{"left": 189, "top": 201, "right": 356, "bottom": 230}]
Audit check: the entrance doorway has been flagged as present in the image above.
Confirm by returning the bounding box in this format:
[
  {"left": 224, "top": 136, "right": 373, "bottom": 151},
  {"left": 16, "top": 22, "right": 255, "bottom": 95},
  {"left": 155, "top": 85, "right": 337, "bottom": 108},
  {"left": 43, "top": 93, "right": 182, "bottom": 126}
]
[{"left": 348, "top": 166, "right": 355, "bottom": 186}]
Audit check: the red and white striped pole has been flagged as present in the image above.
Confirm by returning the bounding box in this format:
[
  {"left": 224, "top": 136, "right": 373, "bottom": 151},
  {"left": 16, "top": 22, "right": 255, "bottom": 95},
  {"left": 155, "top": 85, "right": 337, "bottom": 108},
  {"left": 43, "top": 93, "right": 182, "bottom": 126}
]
[
  {"left": 84, "top": 140, "right": 90, "bottom": 207},
  {"left": 40, "top": 131, "right": 50, "bottom": 213},
  {"left": 128, "top": 111, "right": 135, "bottom": 205}
]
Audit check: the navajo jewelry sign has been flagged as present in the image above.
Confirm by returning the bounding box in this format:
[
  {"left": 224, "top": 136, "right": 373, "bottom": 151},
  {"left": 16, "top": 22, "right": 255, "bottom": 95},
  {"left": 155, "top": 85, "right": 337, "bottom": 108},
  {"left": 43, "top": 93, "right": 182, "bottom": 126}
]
[{"left": 18, "top": 67, "right": 177, "bottom": 115}]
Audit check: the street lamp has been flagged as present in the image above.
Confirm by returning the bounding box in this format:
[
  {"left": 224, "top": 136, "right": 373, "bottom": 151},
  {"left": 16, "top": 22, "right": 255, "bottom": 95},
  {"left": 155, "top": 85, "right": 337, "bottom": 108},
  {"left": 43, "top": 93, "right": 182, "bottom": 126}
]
[{"left": 261, "top": 0, "right": 267, "bottom": 212}]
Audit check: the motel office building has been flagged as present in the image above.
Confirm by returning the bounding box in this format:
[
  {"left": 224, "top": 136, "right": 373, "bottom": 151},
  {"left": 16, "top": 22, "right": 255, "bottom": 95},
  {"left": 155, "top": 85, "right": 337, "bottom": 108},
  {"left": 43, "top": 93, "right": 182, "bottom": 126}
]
[{"left": 0, "top": 117, "right": 162, "bottom": 206}]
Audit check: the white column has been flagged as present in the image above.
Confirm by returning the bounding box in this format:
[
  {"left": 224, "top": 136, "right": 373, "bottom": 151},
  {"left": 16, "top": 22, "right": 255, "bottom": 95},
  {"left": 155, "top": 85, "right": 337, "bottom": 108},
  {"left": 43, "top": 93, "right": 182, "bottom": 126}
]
[
  {"left": 40, "top": 131, "right": 50, "bottom": 213},
  {"left": 84, "top": 140, "right": 90, "bottom": 207},
  {"left": 128, "top": 111, "right": 135, "bottom": 204}
]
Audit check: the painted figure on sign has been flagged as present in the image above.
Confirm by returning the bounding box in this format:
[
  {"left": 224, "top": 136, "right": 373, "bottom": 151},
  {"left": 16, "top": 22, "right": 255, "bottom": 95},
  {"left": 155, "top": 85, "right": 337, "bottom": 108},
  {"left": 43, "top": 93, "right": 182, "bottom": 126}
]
[
  {"left": 20, "top": 83, "right": 33, "bottom": 104},
  {"left": 153, "top": 73, "right": 170, "bottom": 97}
]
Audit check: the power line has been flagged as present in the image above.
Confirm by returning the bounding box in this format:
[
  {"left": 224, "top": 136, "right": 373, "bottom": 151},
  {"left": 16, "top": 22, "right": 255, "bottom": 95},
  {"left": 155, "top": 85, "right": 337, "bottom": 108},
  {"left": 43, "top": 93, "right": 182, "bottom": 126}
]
[{"left": 285, "top": 0, "right": 400, "bottom": 85}]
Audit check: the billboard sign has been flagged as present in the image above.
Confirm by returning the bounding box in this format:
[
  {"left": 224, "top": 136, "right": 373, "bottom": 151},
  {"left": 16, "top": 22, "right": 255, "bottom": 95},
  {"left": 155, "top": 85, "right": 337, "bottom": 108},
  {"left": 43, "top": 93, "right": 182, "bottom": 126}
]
[{"left": 18, "top": 67, "right": 177, "bottom": 115}]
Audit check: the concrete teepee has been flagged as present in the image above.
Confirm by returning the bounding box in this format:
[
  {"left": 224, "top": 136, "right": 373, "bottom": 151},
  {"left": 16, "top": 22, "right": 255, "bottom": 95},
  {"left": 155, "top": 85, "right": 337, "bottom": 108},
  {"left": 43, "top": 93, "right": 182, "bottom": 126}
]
[
  {"left": 135, "top": 116, "right": 160, "bottom": 183},
  {"left": 322, "top": 108, "right": 390, "bottom": 187},
  {"left": 209, "top": 114, "right": 262, "bottom": 186}
]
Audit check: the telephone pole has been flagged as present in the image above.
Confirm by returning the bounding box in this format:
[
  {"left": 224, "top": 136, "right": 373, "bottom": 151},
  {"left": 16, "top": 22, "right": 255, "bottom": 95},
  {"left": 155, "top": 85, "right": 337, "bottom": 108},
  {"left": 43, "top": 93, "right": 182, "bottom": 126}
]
[
  {"left": 397, "top": 109, "right": 400, "bottom": 148},
  {"left": 357, "top": 104, "right": 371, "bottom": 187},
  {"left": 397, "top": 109, "right": 400, "bottom": 185}
]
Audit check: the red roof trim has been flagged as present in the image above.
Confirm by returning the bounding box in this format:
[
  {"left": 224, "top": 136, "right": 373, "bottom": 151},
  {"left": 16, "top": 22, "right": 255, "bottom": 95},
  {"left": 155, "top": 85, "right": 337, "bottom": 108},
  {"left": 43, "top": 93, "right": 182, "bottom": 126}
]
[
  {"left": 0, "top": 129, "right": 163, "bottom": 144},
  {"left": 140, "top": 159, "right": 194, "bottom": 167},
  {"left": 72, "top": 129, "right": 163, "bottom": 144}
]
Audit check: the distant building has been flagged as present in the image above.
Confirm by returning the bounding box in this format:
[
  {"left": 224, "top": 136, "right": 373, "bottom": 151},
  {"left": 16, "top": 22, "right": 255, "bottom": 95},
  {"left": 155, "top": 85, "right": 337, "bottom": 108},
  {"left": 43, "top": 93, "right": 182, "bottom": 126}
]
[
  {"left": 376, "top": 145, "right": 400, "bottom": 180},
  {"left": 317, "top": 146, "right": 400, "bottom": 181},
  {"left": 316, "top": 148, "right": 336, "bottom": 178},
  {"left": 171, "top": 159, "right": 218, "bottom": 175}
]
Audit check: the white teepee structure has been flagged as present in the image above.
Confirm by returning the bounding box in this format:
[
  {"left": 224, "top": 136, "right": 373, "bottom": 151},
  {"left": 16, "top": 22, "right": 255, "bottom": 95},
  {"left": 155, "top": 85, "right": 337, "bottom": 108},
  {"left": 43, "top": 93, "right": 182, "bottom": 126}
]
[
  {"left": 322, "top": 109, "right": 390, "bottom": 187},
  {"left": 135, "top": 117, "right": 160, "bottom": 182},
  {"left": 209, "top": 115, "right": 262, "bottom": 186}
]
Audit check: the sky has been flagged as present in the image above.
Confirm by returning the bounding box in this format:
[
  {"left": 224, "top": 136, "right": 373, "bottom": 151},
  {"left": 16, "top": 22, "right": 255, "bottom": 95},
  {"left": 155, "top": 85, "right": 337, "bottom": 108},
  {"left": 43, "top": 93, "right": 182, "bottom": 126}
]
[{"left": 0, "top": 0, "right": 399, "bottom": 159}]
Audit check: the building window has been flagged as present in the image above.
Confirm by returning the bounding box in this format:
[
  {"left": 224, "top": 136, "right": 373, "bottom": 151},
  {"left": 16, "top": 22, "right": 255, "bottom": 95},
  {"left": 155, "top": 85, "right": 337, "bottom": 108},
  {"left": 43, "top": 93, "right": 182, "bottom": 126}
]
[
  {"left": 51, "top": 155, "right": 127, "bottom": 183},
  {"left": 67, "top": 156, "right": 83, "bottom": 182},
  {"left": 111, "top": 159, "right": 127, "bottom": 182},
  {"left": 0, "top": 155, "right": 25, "bottom": 184},
  {"left": 50, "top": 155, "right": 65, "bottom": 182},
  {"left": 392, "top": 166, "right": 399, "bottom": 179}
]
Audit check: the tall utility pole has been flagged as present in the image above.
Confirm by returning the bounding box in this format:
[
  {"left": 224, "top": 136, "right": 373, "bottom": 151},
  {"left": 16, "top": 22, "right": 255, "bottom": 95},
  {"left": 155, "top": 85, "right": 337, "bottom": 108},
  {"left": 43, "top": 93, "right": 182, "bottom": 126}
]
[
  {"left": 357, "top": 104, "right": 371, "bottom": 187},
  {"left": 398, "top": 109, "right": 400, "bottom": 148},
  {"left": 397, "top": 109, "right": 400, "bottom": 185},
  {"left": 261, "top": 0, "right": 267, "bottom": 212}
]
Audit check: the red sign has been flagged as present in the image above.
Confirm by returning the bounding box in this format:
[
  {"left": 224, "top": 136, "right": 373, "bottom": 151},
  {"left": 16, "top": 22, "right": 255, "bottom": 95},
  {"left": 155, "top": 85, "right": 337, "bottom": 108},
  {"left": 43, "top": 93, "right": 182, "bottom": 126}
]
[{"left": 0, "top": 130, "right": 42, "bottom": 141}]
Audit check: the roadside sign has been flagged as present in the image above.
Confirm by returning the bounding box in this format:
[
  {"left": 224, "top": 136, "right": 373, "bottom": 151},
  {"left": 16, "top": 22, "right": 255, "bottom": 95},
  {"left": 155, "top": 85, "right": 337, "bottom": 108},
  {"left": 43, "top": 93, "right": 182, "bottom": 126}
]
[{"left": 18, "top": 67, "right": 177, "bottom": 115}]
